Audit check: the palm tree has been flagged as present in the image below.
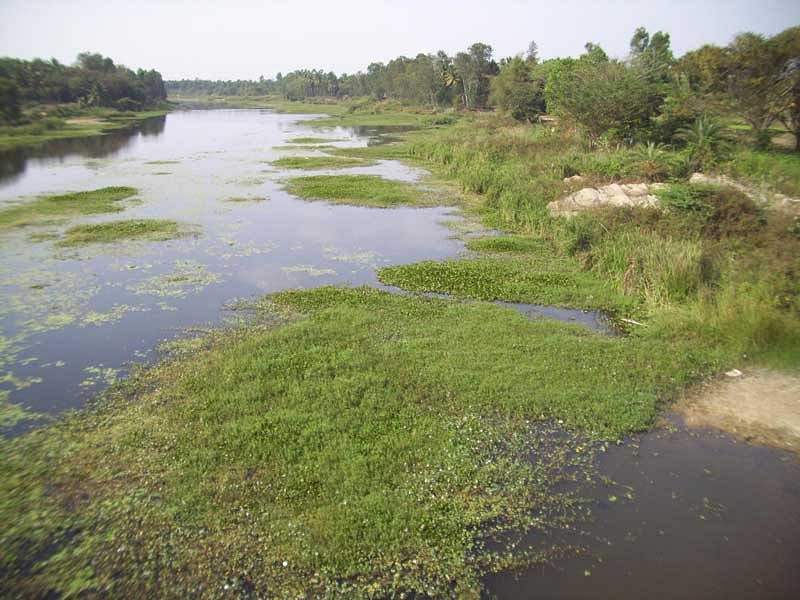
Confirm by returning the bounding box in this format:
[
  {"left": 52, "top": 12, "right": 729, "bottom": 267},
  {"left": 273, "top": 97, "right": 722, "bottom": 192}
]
[{"left": 674, "top": 115, "right": 734, "bottom": 172}]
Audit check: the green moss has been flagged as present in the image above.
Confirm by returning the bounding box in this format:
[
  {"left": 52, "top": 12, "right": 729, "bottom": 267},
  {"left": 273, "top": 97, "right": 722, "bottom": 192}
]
[
  {"left": 284, "top": 175, "right": 424, "bottom": 207},
  {"left": 271, "top": 156, "right": 374, "bottom": 170},
  {"left": 56, "top": 219, "right": 188, "bottom": 247},
  {"left": 0, "top": 287, "right": 709, "bottom": 597},
  {"left": 0, "top": 187, "right": 138, "bottom": 230}
]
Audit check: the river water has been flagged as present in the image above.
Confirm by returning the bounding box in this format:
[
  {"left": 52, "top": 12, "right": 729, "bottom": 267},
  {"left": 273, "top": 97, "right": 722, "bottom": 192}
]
[
  {"left": 1, "top": 109, "right": 797, "bottom": 599},
  {"left": 0, "top": 109, "right": 464, "bottom": 422}
]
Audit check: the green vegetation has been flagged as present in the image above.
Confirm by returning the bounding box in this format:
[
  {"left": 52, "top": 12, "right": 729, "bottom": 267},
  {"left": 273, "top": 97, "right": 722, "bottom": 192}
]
[
  {"left": 329, "top": 142, "right": 411, "bottom": 160},
  {"left": 271, "top": 155, "right": 374, "bottom": 170},
  {"left": 3, "top": 19, "right": 800, "bottom": 600},
  {"left": 380, "top": 256, "right": 633, "bottom": 313},
  {"left": 285, "top": 174, "right": 424, "bottom": 207},
  {"left": 0, "top": 52, "right": 166, "bottom": 124},
  {"left": 0, "top": 186, "right": 137, "bottom": 229},
  {"left": 56, "top": 219, "right": 188, "bottom": 247},
  {"left": 0, "top": 287, "right": 709, "bottom": 597},
  {"left": 0, "top": 52, "right": 169, "bottom": 149},
  {"left": 466, "top": 235, "right": 550, "bottom": 254}
]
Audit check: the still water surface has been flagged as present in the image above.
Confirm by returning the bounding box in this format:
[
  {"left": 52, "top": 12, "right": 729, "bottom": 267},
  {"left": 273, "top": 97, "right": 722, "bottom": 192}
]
[{"left": 0, "top": 109, "right": 463, "bottom": 421}]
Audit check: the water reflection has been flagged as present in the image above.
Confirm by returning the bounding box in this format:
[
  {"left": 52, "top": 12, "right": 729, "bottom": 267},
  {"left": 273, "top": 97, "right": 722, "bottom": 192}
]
[{"left": 0, "top": 116, "right": 166, "bottom": 188}]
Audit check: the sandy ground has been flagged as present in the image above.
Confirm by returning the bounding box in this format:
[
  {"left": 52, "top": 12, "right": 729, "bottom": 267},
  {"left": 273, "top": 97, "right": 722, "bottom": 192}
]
[
  {"left": 64, "top": 117, "right": 108, "bottom": 126},
  {"left": 676, "top": 369, "right": 800, "bottom": 454}
]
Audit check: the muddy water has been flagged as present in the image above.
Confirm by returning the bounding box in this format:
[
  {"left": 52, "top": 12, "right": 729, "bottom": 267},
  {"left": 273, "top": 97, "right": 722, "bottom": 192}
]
[
  {"left": 0, "top": 109, "right": 464, "bottom": 426},
  {"left": 484, "top": 416, "right": 800, "bottom": 599}
]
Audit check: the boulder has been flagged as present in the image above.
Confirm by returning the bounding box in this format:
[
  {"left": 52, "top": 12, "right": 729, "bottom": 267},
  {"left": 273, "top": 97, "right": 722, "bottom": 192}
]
[{"left": 548, "top": 182, "right": 663, "bottom": 217}]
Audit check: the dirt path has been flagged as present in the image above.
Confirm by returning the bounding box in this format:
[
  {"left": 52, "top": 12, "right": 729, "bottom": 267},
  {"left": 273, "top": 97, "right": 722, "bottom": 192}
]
[{"left": 676, "top": 369, "right": 800, "bottom": 454}]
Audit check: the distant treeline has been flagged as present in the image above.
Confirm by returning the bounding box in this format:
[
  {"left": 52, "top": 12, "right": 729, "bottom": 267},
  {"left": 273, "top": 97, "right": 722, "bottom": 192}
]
[
  {"left": 167, "top": 43, "right": 499, "bottom": 109},
  {"left": 167, "top": 27, "right": 800, "bottom": 150},
  {"left": 0, "top": 53, "right": 167, "bottom": 124}
]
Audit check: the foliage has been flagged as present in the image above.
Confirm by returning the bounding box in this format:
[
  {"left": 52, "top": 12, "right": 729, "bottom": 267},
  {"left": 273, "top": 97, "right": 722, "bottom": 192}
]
[
  {"left": 0, "top": 77, "right": 21, "bottom": 124},
  {"left": 0, "top": 53, "right": 166, "bottom": 112},
  {"left": 489, "top": 56, "right": 545, "bottom": 122},
  {"left": 545, "top": 54, "right": 663, "bottom": 145},
  {"left": 723, "top": 32, "right": 795, "bottom": 148},
  {"left": 673, "top": 115, "right": 734, "bottom": 171}
]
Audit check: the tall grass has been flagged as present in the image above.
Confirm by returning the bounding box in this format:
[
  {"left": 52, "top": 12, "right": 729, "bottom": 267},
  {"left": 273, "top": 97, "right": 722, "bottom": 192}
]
[{"left": 406, "top": 116, "right": 800, "bottom": 366}]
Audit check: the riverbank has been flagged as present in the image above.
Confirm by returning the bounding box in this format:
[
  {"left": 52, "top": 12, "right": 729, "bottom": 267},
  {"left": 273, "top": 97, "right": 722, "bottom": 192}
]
[
  {"left": 0, "top": 105, "right": 171, "bottom": 151},
  {"left": 1, "top": 102, "right": 798, "bottom": 598}
]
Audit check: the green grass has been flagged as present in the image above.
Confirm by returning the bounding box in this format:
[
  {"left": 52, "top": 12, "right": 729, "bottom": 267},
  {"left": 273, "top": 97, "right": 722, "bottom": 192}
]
[
  {"left": 380, "top": 257, "right": 635, "bottom": 314},
  {"left": 724, "top": 149, "right": 800, "bottom": 197},
  {"left": 271, "top": 156, "right": 374, "bottom": 170},
  {"left": 466, "top": 235, "right": 550, "bottom": 254},
  {"left": 284, "top": 175, "right": 424, "bottom": 207},
  {"left": 329, "top": 143, "right": 412, "bottom": 160},
  {"left": 144, "top": 160, "right": 181, "bottom": 165},
  {"left": 0, "top": 186, "right": 138, "bottom": 229},
  {"left": 56, "top": 219, "right": 189, "bottom": 247},
  {"left": 0, "top": 286, "right": 712, "bottom": 597}
]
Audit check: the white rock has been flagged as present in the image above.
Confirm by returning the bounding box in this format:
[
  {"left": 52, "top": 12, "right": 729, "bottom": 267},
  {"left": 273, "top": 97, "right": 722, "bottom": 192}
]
[{"left": 725, "top": 369, "right": 743, "bottom": 378}]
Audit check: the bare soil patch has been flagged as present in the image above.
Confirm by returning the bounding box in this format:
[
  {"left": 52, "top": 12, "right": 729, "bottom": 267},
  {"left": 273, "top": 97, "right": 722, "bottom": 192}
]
[{"left": 676, "top": 369, "right": 800, "bottom": 454}]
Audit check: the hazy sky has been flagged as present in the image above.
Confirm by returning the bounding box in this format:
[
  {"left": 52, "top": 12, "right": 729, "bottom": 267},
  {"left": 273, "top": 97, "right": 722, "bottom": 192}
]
[{"left": 1, "top": 0, "right": 798, "bottom": 80}]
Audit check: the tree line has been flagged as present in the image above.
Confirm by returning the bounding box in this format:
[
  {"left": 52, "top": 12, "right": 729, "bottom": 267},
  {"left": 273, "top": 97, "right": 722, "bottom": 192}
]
[
  {"left": 0, "top": 52, "right": 167, "bottom": 124},
  {"left": 167, "top": 27, "right": 800, "bottom": 151}
]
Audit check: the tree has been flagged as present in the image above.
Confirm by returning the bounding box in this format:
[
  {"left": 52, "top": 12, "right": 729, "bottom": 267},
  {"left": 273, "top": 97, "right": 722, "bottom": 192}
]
[
  {"left": 525, "top": 41, "right": 539, "bottom": 65},
  {"left": 630, "top": 27, "right": 674, "bottom": 82},
  {"left": 674, "top": 115, "right": 734, "bottom": 171},
  {"left": 0, "top": 77, "right": 21, "bottom": 124},
  {"left": 772, "top": 26, "right": 800, "bottom": 151},
  {"left": 489, "top": 56, "right": 544, "bottom": 122},
  {"left": 724, "top": 32, "right": 793, "bottom": 148},
  {"left": 453, "top": 43, "right": 498, "bottom": 109},
  {"left": 545, "top": 52, "right": 663, "bottom": 146}
]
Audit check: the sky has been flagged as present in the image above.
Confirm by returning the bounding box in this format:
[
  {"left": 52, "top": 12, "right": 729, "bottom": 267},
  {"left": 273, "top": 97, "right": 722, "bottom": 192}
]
[{"left": 1, "top": 0, "right": 799, "bottom": 80}]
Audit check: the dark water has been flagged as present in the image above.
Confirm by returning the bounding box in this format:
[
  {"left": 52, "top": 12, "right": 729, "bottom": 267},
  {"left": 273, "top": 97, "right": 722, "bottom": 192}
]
[{"left": 484, "top": 416, "right": 800, "bottom": 600}]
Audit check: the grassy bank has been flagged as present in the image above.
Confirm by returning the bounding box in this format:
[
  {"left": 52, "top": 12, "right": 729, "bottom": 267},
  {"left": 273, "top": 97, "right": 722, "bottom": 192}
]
[
  {"left": 0, "top": 107, "right": 170, "bottom": 151},
  {"left": 399, "top": 116, "right": 800, "bottom": 367}
]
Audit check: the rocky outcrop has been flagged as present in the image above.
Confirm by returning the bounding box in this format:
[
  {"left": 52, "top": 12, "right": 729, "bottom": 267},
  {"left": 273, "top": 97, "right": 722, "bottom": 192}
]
[{"left": 548, "top": 183, "right": 666, "bottom": 217}]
